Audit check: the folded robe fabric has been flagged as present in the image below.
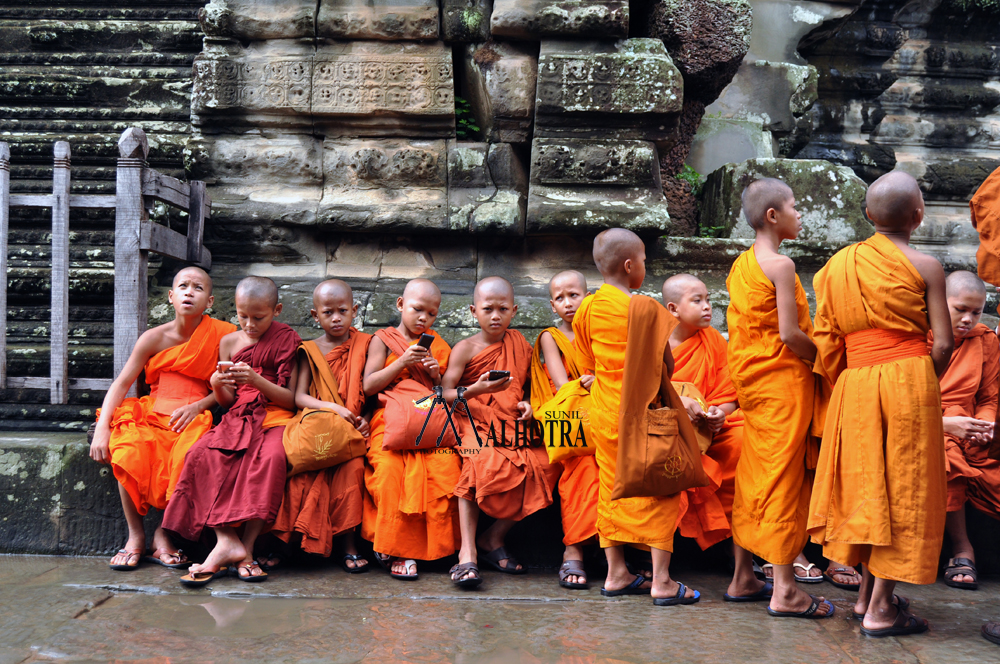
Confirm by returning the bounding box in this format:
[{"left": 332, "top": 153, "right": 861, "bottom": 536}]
[
  {"left": 104, "top": 315, "right": 236, "bottom": 515},
  {"left": 271, "top": 328, "right": 372, "bottom": 557},
  {"left": 454, "top": 330, "right": 556, "bottom": 521},
  {"left": 808, "top": 233, "right": 946, "bottom": 584},
  {"left": 727, "top": 248, "right": 818, "bottom": 566},
  {"left": 574, "top": 285, "right": 682, "bottom": 551},
  {"left": 162, "top": 321, "right": 300, "bottom": 541},
  {"left": 530, "top": 327, "right": 599, "bottom": 546},
  {"left": 362, "top": 328, "right": 462, "bottom": 561},
  {"left": 971, "top": 164, "right": 1000, "bottom": 286}
]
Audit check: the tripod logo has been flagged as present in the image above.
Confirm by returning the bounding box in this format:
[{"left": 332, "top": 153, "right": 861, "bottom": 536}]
[{"left": 413, "top": 386, "right": 482, "bottom": 448}]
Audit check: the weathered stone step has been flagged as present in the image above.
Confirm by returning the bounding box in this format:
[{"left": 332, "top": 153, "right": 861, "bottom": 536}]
[
  {"left": 6, "top": 305, "right": 113, "bottom": 323},
  {"left": 6, "top": 268, "right": 114, "bottom": 303},
  {"left": 6, "top": 343, "right": 113, "bottom": 379},
  {"left": 0, "top": 20, "right": 203, "bottom": 56},
  {"left": 4, "top": 320, "right": 113, "bottom": 343}
]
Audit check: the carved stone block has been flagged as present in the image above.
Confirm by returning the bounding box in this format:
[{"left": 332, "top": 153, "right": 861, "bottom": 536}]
[
  {"left": 192, "top": 40, "right": 455, "bottom": 137},
  {"left": 449, "top": 142, "right": 528, "bottom": 235},
  {"left": 527, "top": 138, "right": 673, "bottom": 234},
  {"left": 317, "top": 0, "right": 440, "bottom": 41},
  {"left": 460, "top": 42, "right": 538, "bottom": 143},
  {"left": 491, "top": 0, "right": 628, "bottom": 40},
  {"left": 441, "top": 0, "right": 493, "bottom": 42},
  {"left": 534, "top": 39, "right": 683, "bottom": 142},
  {"left": 200, "top": 0, "right": 316, "bottom": 40}
]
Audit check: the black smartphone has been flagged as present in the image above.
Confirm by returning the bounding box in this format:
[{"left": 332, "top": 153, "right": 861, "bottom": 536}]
[
  {"left": 417, "top": 333, "right": 435, "bottom": 348},
  {"left": 488, "top": 370, "right": 510, "bottom": 381}
]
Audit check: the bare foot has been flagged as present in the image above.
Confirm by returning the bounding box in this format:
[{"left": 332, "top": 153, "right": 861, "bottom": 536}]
[
  {"left": 190, "top": 539, "right": 246, "bottom": 575},
  {"left": 651, "top": 577, "right": 698, "bottom": 601},
  {"left": 109, "top": 532, "right": 145, "bottom": 568},
  {"left": 727, "top": 575, "right": 767, "bottom": 598},
  {"left": 391, "top": 559, "right": 417, "bottom": 577},
  {"left": 148, "top": 528, "right": 187, "bottom": 565},
  {"left": 769, "top": 585, "right": 833, "bottom": 615},
  {"left": 604, "top": 569, "right": 651, "bottom": 593},
  {"left": 236, "top": 559, "right": 266, "bottom": 579}
]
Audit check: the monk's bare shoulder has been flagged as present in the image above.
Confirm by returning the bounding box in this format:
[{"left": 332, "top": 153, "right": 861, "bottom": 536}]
[
  {"left": 449, "top": 336, "right": 480, "bottom": 370},
  {"left": 756, "top": 252, "right": 797, "bottom": 286},
  {"left": 897, "top": 244, "right": 944, "bottom": 290},
  {"left": 130, "top": 322, "right": 181, "bottom": 362}
]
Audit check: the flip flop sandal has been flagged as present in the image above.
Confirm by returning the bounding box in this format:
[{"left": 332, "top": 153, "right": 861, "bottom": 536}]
[
  {"left": 982, "top": 622, "right": 1000, "bottom": 646},
  {"left": 724, "top": 581, "right": 774, "bottom": 603},
  {"left": 943, "top": 557, "right": 978, "bottom": 590},
  {"left": 232, "top": 561, "right": 268, "bottom": 583},
  {"left": 753, "top": 561, "right": 766, "bottom": 580},
  {"left": 109, "top": 548, "right": 143, "bottom": 571},
  {"left": 373, "top": 551, "right": 392, "bottom": 572},
  {"left": 766, "top": 596, "right": 835, "bottom": 619},
  {"left": 255, "top": 553, "right": 281, "bottom": 572},
  {"left": 653, "top": 582, "right": 701, "bottom": 607},
  {"left": 760, "top": 563, "right": 774, "bottom": 580},
  {"left": 860, "top": 608, "right": 928, "bottom": 638},
  {"left": 390, "top": 559, "right": 419, "bottom": 581},
  {"left": 480, "top": 546, "right": 527, "bottom": 575},
  {"left": 558, "top": 560, "right": 588, "bottom": 590},
  {"left": 450, "top": 562, "right": 483, "bottom": 589},
  {"left": 341, "top": 553, "right": 370, "bottom": 574},
  {"left": 824, "top": 566, "right": 861, "bottom": 590},
  {"left": 793, "top": 562, "right": 824, "bottom": 583},
  {"left": 601, "top": 574, "right": 651, "bottom": 597},
  {"left": 852, "top": 594, "right": 910, "bottom": 620},
  {"left": 143, "top": 549, "right": 191, "bottom": 569},
  {"left": 179, "top": 568, "right": 228, "bottom": 588}
]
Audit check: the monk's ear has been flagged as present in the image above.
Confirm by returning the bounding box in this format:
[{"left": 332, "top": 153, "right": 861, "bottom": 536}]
[
  {"left": 206, "top": 294, "right": 215, "bottom": 311},
  {"left": 665, "top": 301, "right": 680, "bottom": 317},
  {"left": 765, "top": 207, "right": 777, "bottom": 225},
  {"left": 310, "top": 307, "right": 319, "bottom": 323},
  {"left": 623, "top": 258, "right": 632, "bottom": 275},
  {"left": 396, "top": 296, "right": 404, "bottom": 312},
  {"left": 469, "top": 303, "right": 476, "bottom": 315},
  {"left": 511, "top": 303, "right": 518, "bottom": 316},
  {"left": 549, "top": 299, "right": 557, "bottom": 314},
  {"left": 351, "top": 303, "right": 359, "bottom": 319},
  {"left": 273, "top": 303, "right": 283, "bottom": 316}
]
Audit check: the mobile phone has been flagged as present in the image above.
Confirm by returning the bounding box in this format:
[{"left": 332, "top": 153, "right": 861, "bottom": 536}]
[
  {"left": 417, "top": 333, "right": 435, "bottom": 349},
  {"left": 217, "top": 361, "right": 234, "bottom": 373},
  {"left": 488, "top": 370, "right": 510, "bottom": 381}
]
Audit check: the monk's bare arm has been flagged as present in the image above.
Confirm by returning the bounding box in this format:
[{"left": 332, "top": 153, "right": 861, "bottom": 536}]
[
  {"left": 539, "top": 331, "right": 569, "bottom": 390},
  {"left": 210, "top": 334, "right": 238, "bottom": 408},
  {"left": 362, "top": 337, "right": 392, "bottom": 396},
  {"left": 440, "top": 339, "right": 509, "bottom": 402},
  {"left": 767, "top": 256, "right": 817, "bottom": 363},
  {"left": 294, "top": 353, "right": 354, "bottom": 420},
  {"left": 915, "top": 254, "right": 954, "bottom": 376}
]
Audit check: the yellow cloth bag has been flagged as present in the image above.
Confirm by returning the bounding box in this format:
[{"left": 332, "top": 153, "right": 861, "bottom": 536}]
[{"left": 537, "top": 378, "right": 594, "bottom": 464}]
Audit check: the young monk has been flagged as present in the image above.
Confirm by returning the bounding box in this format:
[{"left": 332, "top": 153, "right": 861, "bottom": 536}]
[
  {"left": 270, "top": 280, "right": 372, "bottom": 571},
  {"left": 573, "top": 228, "right": 700, "bottom": 606},
  {"left": 162, "top": 276, "right": 301, "bottom": 586},
  {"left": 530, "top": 270, "right": 598, "bottom": 589},
  {"left": 809, "top": 171, "right": 953, "bottom": 636},
  {"left": 90, "top": 267, "right": 235, "bottom": 571},
  {"left": 443, "top": 276, "right": 555, "bottom": 588},
  {"left": 361, "top": 278, "right": 460, "bottom": 581},
  {"left": 928, "top": 271, "right": 998, "bottom": 591},
  {"left": 725, "top": 179, "right": 832, "bottom": 618}
]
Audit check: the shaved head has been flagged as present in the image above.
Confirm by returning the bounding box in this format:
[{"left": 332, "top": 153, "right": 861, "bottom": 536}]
[
  {"left": 314, "top": 279, "right": 353, "bottom": 305},
  {"left": 402, "top": 278, "right": 441, "bottom": 304},
  {"left": 865, "top": 171, "right": 924, "bottom": 230},
  {"left": 235, "top": 276, "right": 279, "bottom": 308},
  {"left": 947, "top": 270, "right": 987, "bottom": 300},
  {"left": 741, "top": 178, "right": 793, "bottom": 230},
  {"left": 474, "top": 276, "right": 514, "bottom": 303},
  {"left": 662, "top": 273, "right": 705, "bottom": 305},
  {"left": 549, "top": 270, "right": 587, "bottom": 297},
  {"left": 173, "top": 266, "right": 212, "bottom": 293},
  {"left": 593, "top": 228, "right": 644, "bottom": 273}
]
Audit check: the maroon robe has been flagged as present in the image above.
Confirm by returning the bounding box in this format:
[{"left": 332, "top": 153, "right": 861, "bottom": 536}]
[{"left": 163, "top": 321, "right": 301, "bottom": 541}]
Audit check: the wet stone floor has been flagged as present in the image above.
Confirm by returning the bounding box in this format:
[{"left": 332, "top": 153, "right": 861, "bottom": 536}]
[{"left": 1, "top": 556, "right": 999, "bottom": 663}]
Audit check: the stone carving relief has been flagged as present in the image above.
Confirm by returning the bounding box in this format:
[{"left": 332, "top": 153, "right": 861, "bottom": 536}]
[
  {"left": 491, "top": 0, "right": 628, "bottom": 40},
  {"left": 318, "top": 0, "right": 440, "bottom": 41},
  {"left": 532, "top": 140, "right": 658, "bottom": 186}
]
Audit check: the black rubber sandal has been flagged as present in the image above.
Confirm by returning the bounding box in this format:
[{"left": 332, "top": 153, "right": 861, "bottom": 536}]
[
  {"left": 341, "top": 553, "right": 369, "bottom": 574},
  {"left": 480, "top": 546, "right": 526, "bottom": 575},
  {"left": 601, "top": 574, "right": 651, "bottom": 597},
  {"left": 860, "top": 608, "right": 928, "bottom": 638},
  {"left": 943, "top": 557, "right": 978, "bottom": 590},
  {"left": 653, "top": 582, "right": 701, "bottom": 606},
  {"left": 852, "top": 594, "right": 909, "bottom": 620},
  {"left": 766, "top": 596, "right": 835, "bottom": 619},
  {"left": 558, "top": 560, "right": 588, "bottom": 590},
  {"left": 450, "top": 562, "right": 482, "bottom": 588}
]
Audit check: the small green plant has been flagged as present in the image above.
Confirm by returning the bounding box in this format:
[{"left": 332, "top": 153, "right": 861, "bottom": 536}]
[
  {"left": 949, "top": 0, "right": 1000, "bottom": 12},
  {"left": 455, "top": 96, "right": 480, "bottom": 141},
  {"left": 676, "top": 164, "right": 704, "bottom": 197}
]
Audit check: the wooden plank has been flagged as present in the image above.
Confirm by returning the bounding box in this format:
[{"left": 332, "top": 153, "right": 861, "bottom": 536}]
[
  {"left": 0, "top": 142, "right": 8, "bottom": 389},
  {"left": 186, "top": 180, "right": 206, "bottom": 265},
  {"left": 9, "top": 194, "right": 115, "bottom": 208},
  {"left": 115, "top": 127, "right": 149, "bottom": 400},
  {"left": 9, "top": 194, "right": 53, "bottom": 207},
  {"left": 7, "top": 376, "right": 113, "bottom": 391},
  {"left": 50, "top": 141, "right": 70, "bottom": 405},
  {"left": 141, "top": 169, "right": 190, "bottom": 210},
  {"left": 139, "top": 221, "right": 188, "bottom": 261}
]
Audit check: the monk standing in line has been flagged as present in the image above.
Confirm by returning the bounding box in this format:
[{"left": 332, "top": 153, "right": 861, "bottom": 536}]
[
  {"left": 530, "top": 270, "right": 598, "bottom": 589},
  {"left": 91, "top": 267, "right": 235, "bottom": 570},
  {"left": 725, "top": 179, "right": 832, "bottom": 618},
  {"left": 163, "top": 276, "right": 301, "bottom": 586},
  {"left": 270, "top": 280, "right": 372, "bottom": 572},
  {"left": 361, "top": 279, "right": 460, "bottom": 581},
  {"left": 809, "top": 171, "right": 953, "bottom": 636},
  {"left": 443, "top": 277, "right": 555, "bottom": 588},
  {"left": 574, "top": 229, "right": 700, "bottom": 606}
]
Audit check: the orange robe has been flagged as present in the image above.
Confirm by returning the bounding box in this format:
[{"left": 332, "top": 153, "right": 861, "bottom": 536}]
[
  {"left": 271, "top": 329, "right": 373, "bottom": 557},
  {"left": 530, "top": 327, "right": 599, "bottom": 546},
  {"left": 726, "top": 248, "right": 817, "bottom": 565},
  {"left": 672, "top": 327, "right": 744, "bottom": 550},
  {"left": 971, "top": 164, "right": 1000, "bottom": 285},
  {"left": 454, "top": 330, "right": 555, "bottom": 520},
  {"left": 808, "top": 233, "right": 946, "bottom": 584},
  {"left": 104, "top": 315, "right": 236, "bottom": 515},
  {"left": 574, "top": 285, "right": 680, "bottom": 550},
  {"left": 932, "top": 324, "right": 1000, "bottom": 516},
  {"left": 362, "top": 329, "right": 462, "bottom": 560}
]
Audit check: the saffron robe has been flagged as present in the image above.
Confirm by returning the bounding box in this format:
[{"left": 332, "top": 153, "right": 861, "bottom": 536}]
[
  {"left": 727, "top": 248, "right": 817, "bottom": 565},
  {"left": 574, "top": 285, "right": 681, "bottom": 550},
  {"left": 931, "top": 324, "right": 1000, "bottom": 516},
  {"left": 361, "top": 328, "right": 462, "bottom": 560},
  {"left": 162, "top": 321, "right": 301, "bottom": 541},
  {"left": 672, "top": 327, "right": 744, "bottom": 550},
  {"left": 971, "top": 164, "right": 1000, "bottom": 286},
  {"left": 271, "top": 329, "right": 373, "bottom": 556},
  {"left": 104, "top": 316, "right": 236, "bottom": 515},
  {"left": 454, "top": 330, "right": 555, "bottom": 521},
  {"left": 808, "top": 233, "right": 946, "bottom": 584},
  {"left": 530, "top": 327, "right": 599, "bottom": 546}
]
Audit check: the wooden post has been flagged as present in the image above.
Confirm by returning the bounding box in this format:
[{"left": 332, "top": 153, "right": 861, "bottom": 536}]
[
  {"left": 0, "top": 143, "right": 8, "bottom": 390},
  {"left": 50, "top": 142, "right": 71, "bottom": 404},
  {"left": 187, "top": 180, "right": 206, "bottom": 264},
  {"left": 114, "top": 128, "right": 149, "bottom": 399}
]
